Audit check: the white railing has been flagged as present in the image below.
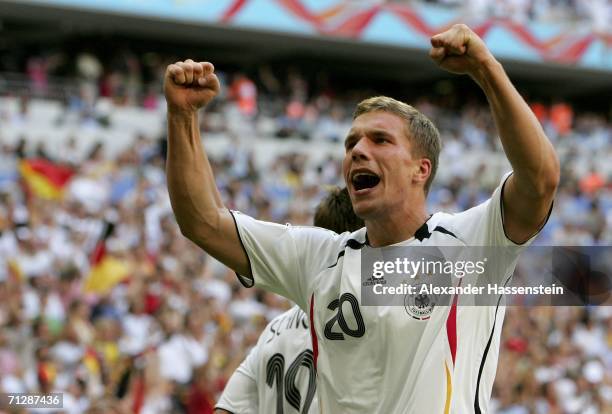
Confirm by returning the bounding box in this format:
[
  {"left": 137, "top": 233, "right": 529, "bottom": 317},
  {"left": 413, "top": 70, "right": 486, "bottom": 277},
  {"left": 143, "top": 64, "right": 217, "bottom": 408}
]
[{"left": 0, "top": 72, "right": 86, "bottom": 101}]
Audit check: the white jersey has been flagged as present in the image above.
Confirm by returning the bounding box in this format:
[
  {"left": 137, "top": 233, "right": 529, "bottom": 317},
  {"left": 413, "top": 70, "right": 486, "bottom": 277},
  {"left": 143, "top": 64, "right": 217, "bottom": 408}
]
[
  {"left": 231, "top": 174, "right": 543, "bottom": 413},
  {"left": 216, "top": 306, "right": 318, "bottom": 414}
]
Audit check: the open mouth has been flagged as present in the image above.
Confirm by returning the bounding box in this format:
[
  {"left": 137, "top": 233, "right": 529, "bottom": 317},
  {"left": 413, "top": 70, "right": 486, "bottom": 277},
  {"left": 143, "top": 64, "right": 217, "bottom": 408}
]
[{"left": 352, "top": 172, "right": 381, "bottom": 191}]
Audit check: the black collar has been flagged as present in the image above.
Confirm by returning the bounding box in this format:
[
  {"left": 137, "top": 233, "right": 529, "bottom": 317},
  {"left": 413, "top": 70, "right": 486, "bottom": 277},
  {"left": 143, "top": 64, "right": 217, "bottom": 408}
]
[{"left": 356, "top": 215, "right": 433, "bottom": 248}]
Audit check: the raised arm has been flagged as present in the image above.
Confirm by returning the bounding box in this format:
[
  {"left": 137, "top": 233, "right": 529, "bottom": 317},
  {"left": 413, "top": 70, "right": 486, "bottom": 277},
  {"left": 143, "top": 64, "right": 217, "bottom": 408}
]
[
  {"left": 429, "top": 25, "right": 560, "bottom": 243},
  {"left": 164, "top": 60, "right": 250, "bottom": 276}
]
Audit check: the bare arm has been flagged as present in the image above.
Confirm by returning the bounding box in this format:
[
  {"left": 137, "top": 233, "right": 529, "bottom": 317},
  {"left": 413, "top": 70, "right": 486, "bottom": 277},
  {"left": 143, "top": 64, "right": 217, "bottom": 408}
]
[
  {"left": 430, "top": 25, "right": 560, "bottom": 243},
  {"left": 165, "top": 60, "right": 250, "bottom": 276}
]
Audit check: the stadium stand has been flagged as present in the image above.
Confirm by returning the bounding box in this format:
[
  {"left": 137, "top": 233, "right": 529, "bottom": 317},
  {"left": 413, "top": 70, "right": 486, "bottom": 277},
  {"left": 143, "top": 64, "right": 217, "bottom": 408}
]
[{"left": 0, "top": 1, "right": 610, "bottom": 413}]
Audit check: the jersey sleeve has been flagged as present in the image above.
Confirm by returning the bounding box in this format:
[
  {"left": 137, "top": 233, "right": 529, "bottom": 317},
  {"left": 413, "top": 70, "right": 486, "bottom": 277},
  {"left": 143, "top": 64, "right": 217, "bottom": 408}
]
[
  {"left": 448, "top": 172, "right": 551, "bottom": 284},
  {"left": 450, "top": 172, "right": 549, "bottom": 248},
  {"left": 230, "top": 211, "right": 342, "bottom": 310},
  {"left": 215, "top": 344, "right": 260, "bottom": 414}
]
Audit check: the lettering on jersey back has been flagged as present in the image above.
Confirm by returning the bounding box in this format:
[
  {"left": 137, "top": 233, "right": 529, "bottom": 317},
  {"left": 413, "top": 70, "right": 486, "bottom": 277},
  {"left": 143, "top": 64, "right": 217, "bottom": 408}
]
[{"left": 267, "top": 310, "right": 309, "bottom": 344}]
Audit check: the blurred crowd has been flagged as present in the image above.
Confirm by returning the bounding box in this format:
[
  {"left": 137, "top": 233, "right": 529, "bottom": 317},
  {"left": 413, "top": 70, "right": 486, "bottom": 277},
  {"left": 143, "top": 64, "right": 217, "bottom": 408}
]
[
  {"left": 404, "top": 0, "right": 610, "bottom": 29},
  {"left": 0, "top": 46, "right": 611, "bottom": 414}
]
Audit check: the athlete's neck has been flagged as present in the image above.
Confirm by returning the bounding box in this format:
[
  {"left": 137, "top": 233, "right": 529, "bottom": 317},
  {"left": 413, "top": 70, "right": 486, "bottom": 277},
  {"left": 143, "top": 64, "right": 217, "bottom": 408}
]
[{"left": 365, "top": 206, "right": 429, "bottom": 247}]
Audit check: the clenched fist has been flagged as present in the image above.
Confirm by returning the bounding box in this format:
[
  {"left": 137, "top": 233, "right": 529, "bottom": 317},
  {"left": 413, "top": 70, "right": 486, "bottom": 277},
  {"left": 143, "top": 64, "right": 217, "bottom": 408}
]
[
  {"left": 164, "top": 59, "right": 220, "bottom": 113},
  {"left": 429, "top": 24, "right": 496, "bottom": 78}
]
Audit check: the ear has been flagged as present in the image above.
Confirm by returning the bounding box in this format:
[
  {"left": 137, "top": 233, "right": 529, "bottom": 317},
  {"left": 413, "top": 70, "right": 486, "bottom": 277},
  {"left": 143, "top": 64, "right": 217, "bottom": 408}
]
[{"left": 413, "top": 158, "right": 432, "bottom": 189}]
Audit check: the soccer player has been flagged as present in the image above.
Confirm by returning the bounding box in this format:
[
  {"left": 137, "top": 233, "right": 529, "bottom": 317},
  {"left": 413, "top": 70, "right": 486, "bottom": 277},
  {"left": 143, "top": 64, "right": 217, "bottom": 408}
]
[
  {"left": 215, "top": 188, "right": 364, "bottom": 414},
  {"left": 165, "top": 25, "right": 559, "bottom": 413}
]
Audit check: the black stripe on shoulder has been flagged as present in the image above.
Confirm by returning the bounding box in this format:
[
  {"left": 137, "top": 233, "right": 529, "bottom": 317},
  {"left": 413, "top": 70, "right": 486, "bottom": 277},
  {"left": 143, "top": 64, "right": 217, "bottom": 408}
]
[
  {"left": 328, "top": 238, "right": 365, "bottom": 269},
  {"left": 346, "top": 238, "right": 366, "bottom": 250},
  {"left": 415, "top": 222, "right": 458, "bottom": 242},
  {"left": 433, "top": 226, "right": 457, "bottom": 239},
  {"left": 228, "top": 210, "right": 255, "bottom": 288},
  {"left": 328, "top": 250, "right": 345, "bottom": 269},
  {"left": 414, "top": 221, "right": 431, "bottom": 241}
]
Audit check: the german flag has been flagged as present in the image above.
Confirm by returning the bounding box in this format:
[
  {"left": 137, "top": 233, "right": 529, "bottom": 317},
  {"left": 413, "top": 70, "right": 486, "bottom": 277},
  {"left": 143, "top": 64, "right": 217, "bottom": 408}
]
[
  {"left": 7, "top": 259, "right": 24, "bottom": 282},
  {"left": 84, "top": 221, "right": 130, "bottom": 294},
  {"left": 83, "top": 347, "right": 101, "bottom": 376},
  {"left": 19, "top": 159, "right": 74, "bottom": 200}
]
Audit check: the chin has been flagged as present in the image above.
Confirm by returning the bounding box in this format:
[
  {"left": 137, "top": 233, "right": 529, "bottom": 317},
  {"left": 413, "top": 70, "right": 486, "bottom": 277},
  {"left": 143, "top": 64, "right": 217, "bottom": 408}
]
[{"left": 352, "top": 201, "right": 378, "bottom": 220}]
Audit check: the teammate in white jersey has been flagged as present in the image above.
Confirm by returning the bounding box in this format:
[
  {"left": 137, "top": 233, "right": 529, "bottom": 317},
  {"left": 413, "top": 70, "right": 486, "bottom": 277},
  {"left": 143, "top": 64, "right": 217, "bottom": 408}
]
[
  {"left": 216, "top": 306, "right": 315, "bottom": 414},
  {"left": 215, "top": 188, "right": 364, "bottom": 414},
  {"left": 164, "top": 25, "right": 559, "bottom": 413}
]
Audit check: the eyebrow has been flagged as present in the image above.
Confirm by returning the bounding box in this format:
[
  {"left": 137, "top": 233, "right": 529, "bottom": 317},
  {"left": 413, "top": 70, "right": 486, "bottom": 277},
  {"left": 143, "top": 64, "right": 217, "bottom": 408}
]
[
  {"left": 344, "top": 131, "right": 358, "bottom": 148},
  {"left": 370, "top": 130, "right": 393, "bottom": 139},
  {"left": 344, "top": 128, "right": 395, "bottom": 148}
]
